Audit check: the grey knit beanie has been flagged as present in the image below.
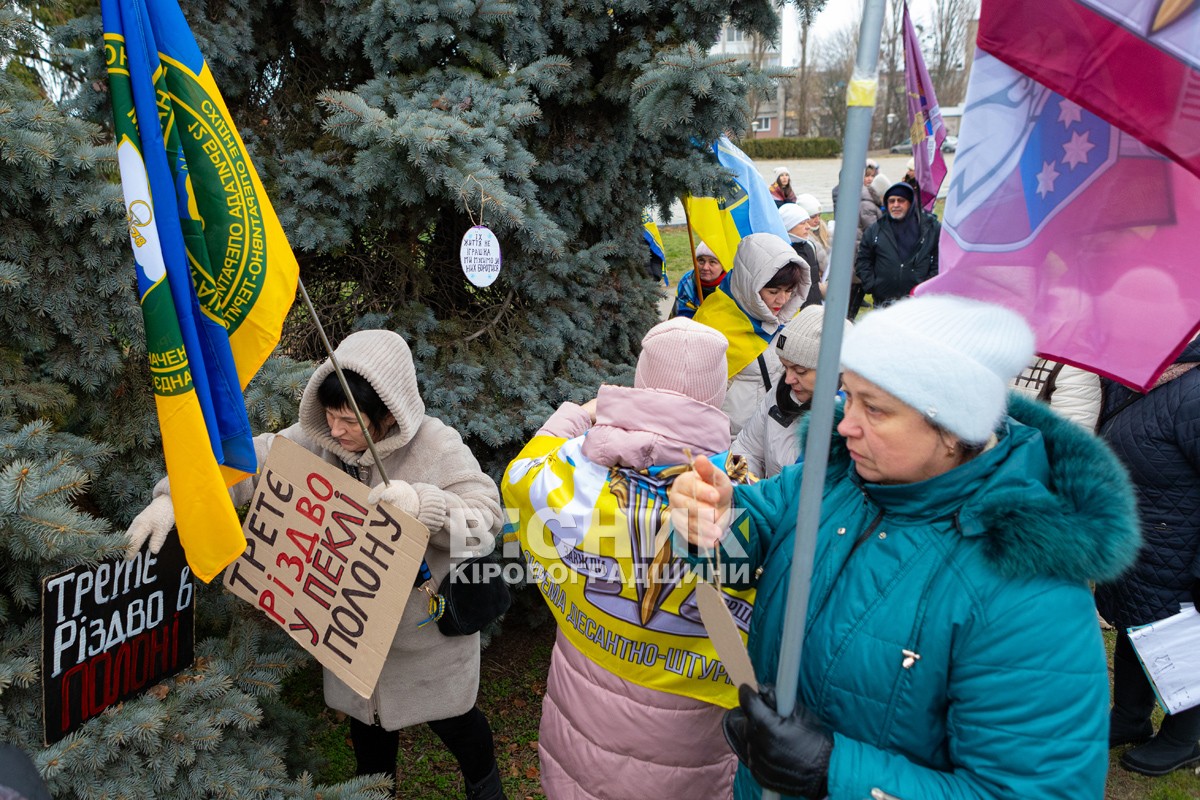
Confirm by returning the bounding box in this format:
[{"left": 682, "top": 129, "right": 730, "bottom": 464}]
[
  {"left": 840, "top": 295, "right": 1035, "bottom": 444},
  {"left": 635, "top": 317, "right": 728, "bottom": 408},
  {"left": 776, "top": 305, "right": 851, "bottom": 369}
]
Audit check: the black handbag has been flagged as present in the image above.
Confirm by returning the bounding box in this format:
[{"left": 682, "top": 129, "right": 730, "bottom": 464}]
[{"left": 436, "top": 556, "right": 512, "bottom": 636}]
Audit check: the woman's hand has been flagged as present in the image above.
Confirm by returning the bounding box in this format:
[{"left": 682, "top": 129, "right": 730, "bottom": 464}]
[
  {"left": 125, "top": 495, "right": 175, "bottom": 559},
  {"left": 668, "top": 455, "right": 733, "bottom": 549},
  {"left": 723, "top": 684, "right": 833, "bottom": 799},
  {"left": 368, "top": 479, "right": 421, "bottom": 517},
  {"left": 579, "top": 398, "right": 599, "bottom": 423}
]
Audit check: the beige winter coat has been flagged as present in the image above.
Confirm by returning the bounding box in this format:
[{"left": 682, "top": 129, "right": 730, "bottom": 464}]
[{"left": 156, "top": 330, "right": 501, "bottom": 730}]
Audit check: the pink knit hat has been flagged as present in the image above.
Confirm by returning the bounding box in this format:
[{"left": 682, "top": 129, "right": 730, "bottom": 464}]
[{"left": 634, "top": 318, "right": 728, "bottom": 408}]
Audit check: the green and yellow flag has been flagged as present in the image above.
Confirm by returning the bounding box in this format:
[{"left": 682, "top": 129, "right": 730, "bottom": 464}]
[{"left": 102, "top": 0, "right": 298, "bottom": 581}]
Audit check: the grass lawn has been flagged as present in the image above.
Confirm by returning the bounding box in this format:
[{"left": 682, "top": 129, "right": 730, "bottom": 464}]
[{"left": 283, "top": 608, "right": 1199, "bottom": 798}]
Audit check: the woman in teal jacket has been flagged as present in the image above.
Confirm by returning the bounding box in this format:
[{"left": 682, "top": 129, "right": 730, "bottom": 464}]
[{"left": 670, "top": 295, "right": 1140, "bottom": 800}]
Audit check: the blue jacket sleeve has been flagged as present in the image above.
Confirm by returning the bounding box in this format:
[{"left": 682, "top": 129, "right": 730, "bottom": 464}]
[
  {"left": 674, "top": 270, "right": 700, "bottom": 318},
  {"left": 677, "top": 468, "right": 802, "bottom": 590},
  {"left": 826, "top": 579, "right": 1110, "bottom": 800}
]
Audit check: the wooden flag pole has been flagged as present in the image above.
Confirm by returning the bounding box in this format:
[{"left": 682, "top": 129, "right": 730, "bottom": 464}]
[{"left": 295, "top": 277, "right": 391, "bottom": 486}]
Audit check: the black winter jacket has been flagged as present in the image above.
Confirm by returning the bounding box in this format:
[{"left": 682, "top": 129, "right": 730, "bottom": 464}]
[
  {"left": 1096, "top": 338, "right": 1200, "bottom": 628},
  {"left": 789, "top": 240, "right": 823, "bottom": 309},
  {"left": 854, "top": 209, "right": 940, "bottom": 306}
]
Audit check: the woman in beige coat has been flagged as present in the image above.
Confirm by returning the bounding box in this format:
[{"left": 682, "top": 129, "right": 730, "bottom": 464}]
[{"left": 125, "top": 330, "right": 506, "bottom": 799}]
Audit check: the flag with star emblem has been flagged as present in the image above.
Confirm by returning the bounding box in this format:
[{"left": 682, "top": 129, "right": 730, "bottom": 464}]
[{"left": 919, "top": 5, "right": 1200, "bottom": 391}]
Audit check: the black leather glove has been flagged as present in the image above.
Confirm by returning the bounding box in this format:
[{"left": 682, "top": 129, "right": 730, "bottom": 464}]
[{"left": 723, "top": 683, "right": 833, "bottom": 799}]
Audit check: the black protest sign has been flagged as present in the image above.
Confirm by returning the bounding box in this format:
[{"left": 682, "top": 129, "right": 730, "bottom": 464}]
[
  {"left": 41, "top": 534, "right": 195, "bottom": 744},
  {"left": 223, "top": 436, "right": 429, "bottom": 698}
]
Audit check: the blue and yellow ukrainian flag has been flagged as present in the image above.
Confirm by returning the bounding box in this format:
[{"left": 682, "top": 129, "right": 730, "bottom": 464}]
[
  {"left": 102, "top": 0, "right": 298, "bottom": 581},
  {"left": 692, "top": 277, "right": 775, "bottom": 378},
  {"left": 681, "top": 136, "right": 789, "bottom": 271},
  {"left": 641, "top": 210, "right": 667, "bottom": 285}
]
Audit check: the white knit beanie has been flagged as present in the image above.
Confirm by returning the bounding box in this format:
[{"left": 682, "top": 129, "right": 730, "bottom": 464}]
[
  {"left": 776, "top": 305, "right": 852, "bottom": 368},
  {"left": 774, "top": 166, "right": 790, "bottom": 178},
  {"left": 795, "top": 194, "right": 822, "bottom": 218},
  {"left": 635, "top": 317, "right": 729, "bottom": 408},
  {"left": 840, "top": 295, "right": 1035, "bottom": 444},
  {"left": 695, "top": 241, "right": 719, "bottom": 262},
  {"left": 778, "top": 203, "right": 808, "bottom": 232}
]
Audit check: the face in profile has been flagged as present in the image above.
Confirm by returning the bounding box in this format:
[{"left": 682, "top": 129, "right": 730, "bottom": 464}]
[
  {"left": 780, "top": 357, "right": 817, "bottom": 405},
  {"left": 836, "top": 371, "right": 959, "bottom": 485}
]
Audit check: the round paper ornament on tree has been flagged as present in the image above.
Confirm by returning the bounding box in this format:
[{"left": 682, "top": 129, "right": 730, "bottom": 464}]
[{"left": 460, "top": 226, "right": 502, "bottom": 287}]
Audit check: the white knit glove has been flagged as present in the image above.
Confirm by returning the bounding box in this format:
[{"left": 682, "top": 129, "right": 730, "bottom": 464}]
[
  {"left": 125, "top": 495, "right": 175, "bottom": 559},
  {"left": 367, "top": 479, "right": 421, "bottom": 517}
]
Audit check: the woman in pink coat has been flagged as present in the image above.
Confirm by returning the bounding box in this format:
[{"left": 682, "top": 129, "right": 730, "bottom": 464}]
[{"left": 503, "top": 318, "right": 752, "bottom": 799}]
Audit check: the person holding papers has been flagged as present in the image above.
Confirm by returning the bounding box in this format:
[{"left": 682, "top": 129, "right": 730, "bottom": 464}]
[
  {"left": 669, "top": 296, "right": 1140, "bottom": 800},
  {"left": 1096, "top": 335, "right": 1200, "bottom": 777},
  {"left": 125, "top": 330, "right": 507, "bottom": 799}
]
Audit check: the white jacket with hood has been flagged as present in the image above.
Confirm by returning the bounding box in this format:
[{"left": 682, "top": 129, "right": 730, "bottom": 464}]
[{"left": 721, "top": 234, "right": 809, "bottom": 434}]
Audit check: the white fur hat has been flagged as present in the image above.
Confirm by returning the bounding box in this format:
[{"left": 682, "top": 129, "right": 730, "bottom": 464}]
[{"left": 840, "top": 295, "right": 1035, "bottom": 444}]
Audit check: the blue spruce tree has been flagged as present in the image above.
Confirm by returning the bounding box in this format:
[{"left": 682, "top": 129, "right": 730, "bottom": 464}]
[{"left": 1, "top": 0, "right": 781, "bottom": 793}]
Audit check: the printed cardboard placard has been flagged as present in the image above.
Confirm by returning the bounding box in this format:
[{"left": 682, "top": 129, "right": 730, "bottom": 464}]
[
  {"left": 223, "top": 436, "right": 430, "bottom": 698},
  {"left": 42, "top": 535, "right": 195, "bottom": 744}
]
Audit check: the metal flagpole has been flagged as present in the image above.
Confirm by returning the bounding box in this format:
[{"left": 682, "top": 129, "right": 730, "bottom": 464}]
[{"left": 760, "top": 0, "right": 887, "bottom": 796}]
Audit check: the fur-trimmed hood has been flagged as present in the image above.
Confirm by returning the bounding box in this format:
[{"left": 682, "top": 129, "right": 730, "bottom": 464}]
[
  {"left": 801, "top": 392, "right": 1140, "bottom": 583},
  {"left": 298, "top": 329, "right": 426, "bottom": 465}
]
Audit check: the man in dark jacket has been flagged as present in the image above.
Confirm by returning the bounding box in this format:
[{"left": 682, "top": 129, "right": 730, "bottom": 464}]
[
  {"left": 1096, "top": 336, "right": 1200, "bottom": 777},
  {"left": 854, "top": 182, "right": 939, "bottom": 308}
]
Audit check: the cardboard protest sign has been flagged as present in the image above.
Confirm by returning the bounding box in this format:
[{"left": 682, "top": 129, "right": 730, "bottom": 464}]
[
  {"left": 42, "top": 535, "right": 195, "bottom": 744},
  {"left": 695, "top": 581, "right": 757, "bottom": 691},
  {"left": 223, "top": 436, "right": 429, "bottom": 698}
]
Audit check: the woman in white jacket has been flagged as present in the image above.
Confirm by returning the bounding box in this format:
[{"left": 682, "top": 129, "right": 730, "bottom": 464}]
[
  {"left": 694, "top": 233, "right": 810, "bottom": 436},
  {"left": 732, "top": 305, "right": 851, "bottom": 478}
]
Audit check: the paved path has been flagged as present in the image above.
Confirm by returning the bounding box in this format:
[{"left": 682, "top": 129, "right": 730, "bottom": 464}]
[{"left": 654, "top": 151, "right": 954, "bottom": 224}]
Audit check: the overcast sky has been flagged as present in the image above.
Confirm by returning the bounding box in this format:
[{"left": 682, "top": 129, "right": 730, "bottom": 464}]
[{"left": 809, "top": 0, "right": 942, "bottom": 39}]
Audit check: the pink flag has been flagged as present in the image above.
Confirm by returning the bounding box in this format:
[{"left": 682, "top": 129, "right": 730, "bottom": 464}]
[
  {"left": 919, "top": 50, "right": 1200, "bottom": 391},
  {"left": 902, "top": 0, "right": 948, "bottom": 210},
  {"left": 979, "top": 0, "right": 1200, "bottom": 183}
]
